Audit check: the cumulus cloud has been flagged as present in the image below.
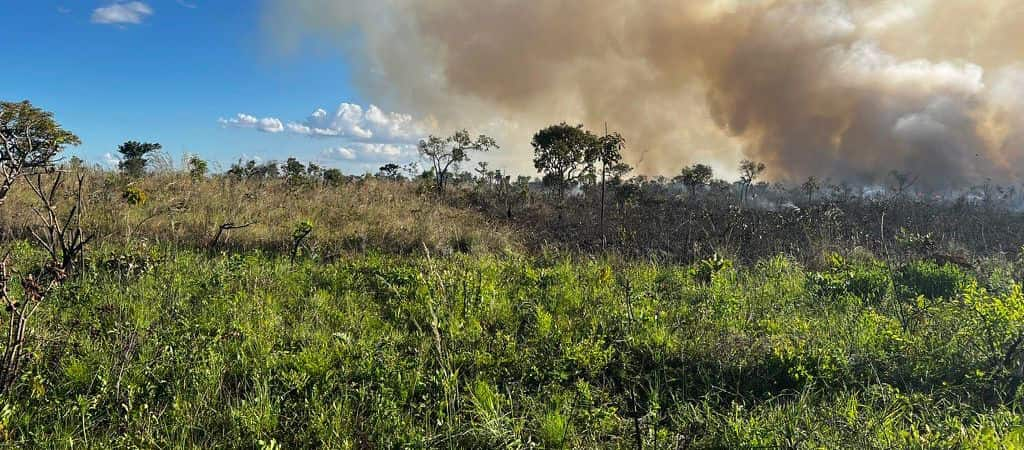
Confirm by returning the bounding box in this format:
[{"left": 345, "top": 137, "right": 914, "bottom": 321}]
[
  {"left": 320, "top": 143, "right": 415, "bottom": 163},
  {"left": 91, "top": 1, "right": 153, "bottom": 25},
  {"left": 218, "top": 113, "right": 285, "bottom": 133},
  {"left": 222, "top": 102, "right": 427, "bottom": 143}
]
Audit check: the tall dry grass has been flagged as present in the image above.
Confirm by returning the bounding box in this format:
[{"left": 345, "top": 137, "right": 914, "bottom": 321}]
[{"left": 0, "top": 169, "right": 522, "bottom": 257}]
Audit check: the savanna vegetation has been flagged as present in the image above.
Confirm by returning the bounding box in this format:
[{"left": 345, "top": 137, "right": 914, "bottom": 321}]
[{"left": 5, "top": 101, "right": 1024, "bottom": 448}]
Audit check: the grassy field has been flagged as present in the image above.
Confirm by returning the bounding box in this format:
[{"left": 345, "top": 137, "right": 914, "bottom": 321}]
[
  {"left": 3, "top": 171, "right": 1024, "bottom": 448},
  {"left": 2, "top": 239, "right": 1024, "bottom": 448}
]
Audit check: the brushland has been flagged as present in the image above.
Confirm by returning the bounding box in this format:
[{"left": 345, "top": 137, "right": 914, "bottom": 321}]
[
  {"left": 0, "top": 170, "right": 1023, "bottom": 448},
  {"left": 5, "top": 106, "right": 1024, "bottom": 447}
]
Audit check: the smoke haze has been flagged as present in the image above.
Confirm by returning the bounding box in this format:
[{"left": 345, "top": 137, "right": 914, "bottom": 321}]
[{"left": 265, "top": 0, "right": 1024, "bottom": 185}]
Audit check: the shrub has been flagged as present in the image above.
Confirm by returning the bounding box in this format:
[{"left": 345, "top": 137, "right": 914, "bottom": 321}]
[
  {"left": 694, "top": 253, "right": 733, "bottom": 285},
  {"left": 894, "top": 261, "right": 970, "bottom": 300},
  {"left": 809, "top": 254, "right": 890, "bottom": 304},
  {"left": 122, "top": 186, "right": 148, "bottom": 206}
]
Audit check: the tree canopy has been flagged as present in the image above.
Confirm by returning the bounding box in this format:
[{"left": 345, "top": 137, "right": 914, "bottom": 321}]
[
  {"left": 0, "top": 100, "right": 81, "bottom": 204},
  {"left": 532, "top": 123, "right": 598, "bottom": 196},
  {"left": 418, "top": 130, "right": 498, "bottom": 194},
  {"left": 117, "top": 141, "right": 162, "bottom": 178}
]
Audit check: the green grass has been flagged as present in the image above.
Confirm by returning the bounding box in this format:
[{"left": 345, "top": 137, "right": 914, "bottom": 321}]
[{"left": 1, "top": 245, "right": 1024, "bottom": 448}]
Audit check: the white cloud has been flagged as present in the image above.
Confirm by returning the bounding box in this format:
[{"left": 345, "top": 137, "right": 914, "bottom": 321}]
[
  {"left": 103, "top": 152, "right": 121, "bottom": 168},
  {"left": 320, "top": 143, "right": 415, "bottom": 163},
  {"left": 322, "top": 147, "right": 357, "bottom": 161},
  {"left": 218, "top": 113, "right": 285, "bottom": 133},
  {"left": 91, "top": 2, "right": 154, "bottom": 25},
  {"left": 176, "top": 0, "right": 198, "bottom": 8},
  {"left": 222, "top": 102, "right": 427, "bottom": 143}
]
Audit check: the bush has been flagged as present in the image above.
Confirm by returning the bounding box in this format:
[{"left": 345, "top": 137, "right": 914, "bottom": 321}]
[
  {"left": 121, "top": 186, "right": 148, "bottom": 206},
  {"left": 894, "top": 261, "right": 970, "bottom": 300},
  {"left": 694, "top": 253, "right": 732, "bottom": 285},
  {"left": 809, "top": 254, "right": 890, "bottom": 304}
]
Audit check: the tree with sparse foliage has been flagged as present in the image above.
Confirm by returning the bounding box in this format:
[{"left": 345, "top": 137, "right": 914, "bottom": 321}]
[
  {"left": 739, "top": 159, "right": 766, "bottom": 204},
  {"left": 1, "top": 100, "right": 82, "bottom": 205},
  {"left": 0, "top": 101, "right": 91, "bottom": 393},
  {"left": 532, "top": 123, "right": 599, "bottom": 199},
  {"left": 801, "top": 176, "right": 820, "bottom": 203},
  {"left": 117, "top": 141, "right": 162, "bottom": 178},
  {"left": 418, "top": 130, "right": 498, "bottom": 195},
  {"left": 890, "top": 170, "right": 918, "bottom": 198},
  {"left": 594, "top": 131, "right": 626, "bottom": 237},
  {"left": 377, "top": 163, "right": 402, "bottom": 181}
]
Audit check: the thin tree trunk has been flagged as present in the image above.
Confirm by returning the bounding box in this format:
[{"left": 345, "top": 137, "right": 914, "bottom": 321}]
[{"left": 600, "top": 162, "right": 606, "bottom": 245}]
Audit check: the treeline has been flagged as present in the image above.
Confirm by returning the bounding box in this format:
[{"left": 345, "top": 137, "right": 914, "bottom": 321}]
[{"left": 66, "top": 116, "right": 1024, "bottom": 266}]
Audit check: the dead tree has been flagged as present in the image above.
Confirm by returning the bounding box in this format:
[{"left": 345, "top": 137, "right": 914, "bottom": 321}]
[
  {"left": 0, "top": 101, "right": 85, "bottom": 394},
  {"left": 210, "top": 221, "right": 256, "bottom": 249},
  {"left": 0, "top": 172, "right": 92, "bottom": 392}
]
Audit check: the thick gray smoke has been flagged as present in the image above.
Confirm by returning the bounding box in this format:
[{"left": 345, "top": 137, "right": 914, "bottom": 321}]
[{"left": 265, "top": 0, "right": 1024, "bottom": 185}]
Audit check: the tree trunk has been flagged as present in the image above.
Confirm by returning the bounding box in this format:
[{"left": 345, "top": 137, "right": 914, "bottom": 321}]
[{"left": 600, "top": 162, "right": 606, "bottom": 245}]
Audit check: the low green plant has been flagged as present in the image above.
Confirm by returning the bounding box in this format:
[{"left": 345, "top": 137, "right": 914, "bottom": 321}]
[
  {"left": 694, "top": 253, "right": 732, "bottom": 285},
  {"left": 121, "top": 186, "right": 148, "bottom": 206},
  {"left": 894, "top": 260, "right": 970, "bottom": 300}
]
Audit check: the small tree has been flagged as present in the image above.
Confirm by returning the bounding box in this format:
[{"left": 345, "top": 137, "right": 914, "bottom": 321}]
[
  {"left": 594, "top": 131, "right": 625, "bottom": 238},
  {"left": 676, "top": 163, "right": 713, "bottom": 197},
  {"left": 306, "top": 162, "right": 323, "bottom": 181},
  {"left": 889, "top": 170, "right": 918, "bottom": 198},
  {"left": 1, "top": 101, "right": 81, "bottom": 204},
  {"left": 418, "top": 130, "right": 498, "bottom": 195},
  {"left": 532, "top": 123, "right": 598, "bottom": 199},
  {"left": 323, "top": 168, "right": 344, "bottom": 187},
  {"left": 739, "top": 159, "right": 766, "bottom": 204},
  {"left": 377, "top": 163, "right": 402, "bottom": 181},
  {"left": 801, "top": 176, "right": 821, "bottom": 203},
  {"left": 117, "top": 141, "right": 162, "bottom": 178},
  {"left": 0, "top": 101, "right": 90, "bottom": 393},
  {"left": 284, "top": 157, "right": 306, "bottom": 185},
  {"left": 186, "top": 154, "right": 208, "bottom": 181}
]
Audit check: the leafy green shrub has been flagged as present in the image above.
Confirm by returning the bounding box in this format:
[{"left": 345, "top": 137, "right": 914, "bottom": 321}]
[
  {"left": 121, "top": 186, "right": 148, "bottom": 206},
  {"left": 808, "top": 254, "right": 890, "bottom": 303},
  {"left": 694, "top": 253, "right": 733, "bottom": 285},
  {"left": 894, "top": 261, "right": 970, "bottom": 300}
]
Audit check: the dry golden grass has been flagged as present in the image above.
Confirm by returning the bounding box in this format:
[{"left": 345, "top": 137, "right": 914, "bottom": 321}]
[{"left": 0, "top": 169, "right": 522, "bottom": 257}]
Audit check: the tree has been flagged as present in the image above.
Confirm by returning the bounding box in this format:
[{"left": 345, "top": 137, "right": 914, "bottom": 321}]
[
  {"left": 323, "top": 168, "right": 344, "bottom": 187},
  {"left": 1, "top": 100, "right": 81, "bottom": 205},
  {"left": 117, "top": 140, "right": 162, "bottom": 178},
  {"left": 186, "top": 154, "right": 208, "bottom": 181},
  {"left": 418, "top": 130, "right": 498, "bottom": 195},
  {"left": 306, "top": 162, "right": 323, "bottom": 180},
  {"left": 532, "top": 123, "right": 598, "bottom": 199},
  {"left": 739, "top": 159, "right": 766, "bottom": 204},
  {"left": 0, "top": 101, "right": 90, "bottom": 393},
  {"left": 377, "top": 163, "right": 402, "bottom": 180},
  {"left": 889, "top": 170, "right": 918, "bottom": 198},
  {"left": 284, "top": 157, "right": 306, "bottom": 185},
  {"left": 594, "top": 131, "right": 625, "bottom": 239},
  {"left": 801, "top": 176, "right": 820, "bottom": 203},
  {"left": 676, "top": 163, "right": 714, "bottom": 197}
]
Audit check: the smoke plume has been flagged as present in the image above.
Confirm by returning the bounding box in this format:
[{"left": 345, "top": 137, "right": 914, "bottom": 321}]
[{"left": 266, "top": 0, "right": 1024, "bottom": 185}]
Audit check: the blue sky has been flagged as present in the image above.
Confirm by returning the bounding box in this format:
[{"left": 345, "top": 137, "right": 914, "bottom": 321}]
[{"left": 3, "top": 1, "right": 418, "bottom": 173}]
